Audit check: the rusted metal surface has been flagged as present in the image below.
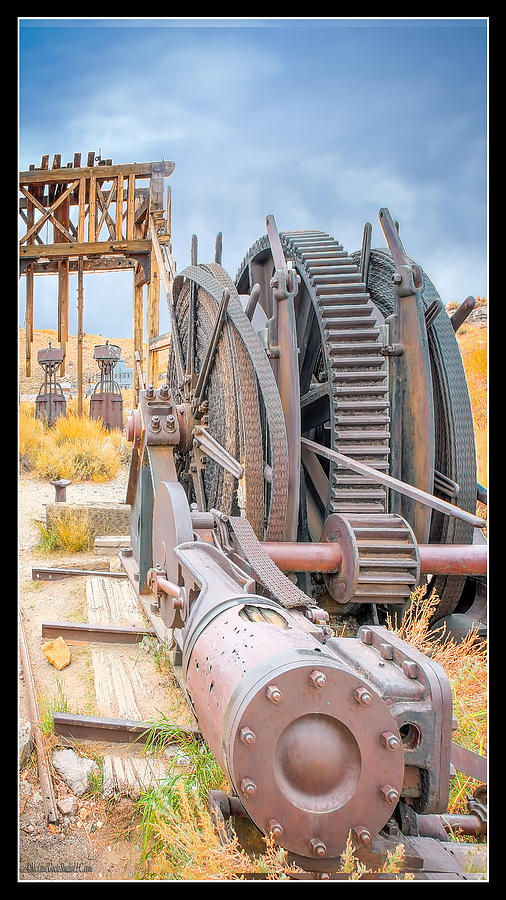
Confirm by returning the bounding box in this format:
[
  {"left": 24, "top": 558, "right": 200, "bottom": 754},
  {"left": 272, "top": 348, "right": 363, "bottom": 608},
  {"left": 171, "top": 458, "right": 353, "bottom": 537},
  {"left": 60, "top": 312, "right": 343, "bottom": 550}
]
[
  {"left": 34, "top": 343, "right": 66, "bottom": 424},
  {"left": 53, "top": 711, "right": 199, "bottom": 745},
  {"left": 418, "top": 544, "right": 487, "bottom": 576},
  {"left": 450, "top": 741, "right": 487, "bottom": 783},
  {"left": 89, "top": 340, "right": 124, "bottom": 430},
  {"left": 301, "top": 436, "right": 485, "bottom": 530},
  {"left": 41, "top": 621, "right": 155, "bottom": 643},
  {"left": 416, "top": 813, "right": 486, "bottom": 840},
  {"left": 49, "top": 478, "right": 72, "bottom": 502},
  {"left": 32, "top": 567, "right": 128, "bottom": 581},
  {"left": 261, "top": 540, "right": 487, "bottom": 578},
  {"left": 450, "top": 296, "right": 476, "bottom": 333}
]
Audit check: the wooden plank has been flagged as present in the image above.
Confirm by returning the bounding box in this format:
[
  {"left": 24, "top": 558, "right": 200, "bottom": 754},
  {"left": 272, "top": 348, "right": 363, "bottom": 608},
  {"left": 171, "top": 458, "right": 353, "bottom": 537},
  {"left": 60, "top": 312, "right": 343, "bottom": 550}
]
[
  {"left": 20, "top": 238, "right": 152, "bottom": 259},
  {"left": 22, "top": 257, "right": 136, "bottom": 275},
  {"left": 116, "top": 173, "right": 123, "bottom": 240},
  {"left": 149, "top": 331, "right": 171, "bottom": 352},
  {"left": 126, "top": 174, "right": 135, "bottom": 240},
  {"left": 57, "top": 260, "right": 69, "bottom": 370},
  {"left": 88, "top": 174, "right": 96, "bottom": 242},
  {"left": 87, "top": 151, "right": 95, "bottom": 167},
  {"left": 48, "top": 154, "right": 61, "bottom": 203},
  {"left": 41, "top": 621, "right": 154, "bottom": 643},
  {"left": 20, "top": 160, "right": 175, "bottom": 185}
]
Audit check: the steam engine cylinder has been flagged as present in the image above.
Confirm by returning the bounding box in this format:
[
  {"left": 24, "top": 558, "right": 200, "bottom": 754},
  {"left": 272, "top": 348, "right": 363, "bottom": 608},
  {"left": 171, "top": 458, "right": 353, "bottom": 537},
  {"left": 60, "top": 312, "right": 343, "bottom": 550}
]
[{"left": 183, "top": 596, "right": 407, "bottom": 867}]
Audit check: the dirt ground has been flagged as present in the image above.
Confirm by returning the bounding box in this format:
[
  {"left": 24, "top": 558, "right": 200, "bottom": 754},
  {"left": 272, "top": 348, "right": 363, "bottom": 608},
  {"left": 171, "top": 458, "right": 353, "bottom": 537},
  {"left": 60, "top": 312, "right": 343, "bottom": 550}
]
[{"left": 18, "top": 466, "right": 191, "bottom": 881}]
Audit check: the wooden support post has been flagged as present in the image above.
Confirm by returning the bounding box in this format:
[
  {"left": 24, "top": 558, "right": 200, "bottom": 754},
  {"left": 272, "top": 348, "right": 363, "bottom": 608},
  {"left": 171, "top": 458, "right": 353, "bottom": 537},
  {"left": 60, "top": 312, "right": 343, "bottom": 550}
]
[
  {"left": 25, "top": 266, "right": 33, "bottom": 377},
  {"left": 25, "top": 191, "right": 35, "bottom": 376},
  {"left": 89, "top": 174, "right": 96, "bottom": 242},
  {"left": 147, "top": 254, "right": 160, "bottom": 386},
  {"left": 77, "top": 257, "right": 84, "bottom": 415},
  {"left": 57, "top": 260, "right": 69, "bottom": 375},
  {"left": 116, "top": 173, "right": 123, "bottom": 240},
  {"left": 127, "top": 174, "right": 135, "bottom": 240},
  {"left": 78, "top": 176, "right": 86, "bottom": 243},
  {"left": 133, "top": 272, "right": 144, "bottom": 405}
]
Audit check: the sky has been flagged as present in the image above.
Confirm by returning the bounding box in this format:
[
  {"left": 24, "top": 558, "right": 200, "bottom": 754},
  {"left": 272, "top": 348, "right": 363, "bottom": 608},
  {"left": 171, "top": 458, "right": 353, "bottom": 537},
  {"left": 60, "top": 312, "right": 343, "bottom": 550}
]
[{"left": 19, "top": 17, "right": 488, "bottom": 340}]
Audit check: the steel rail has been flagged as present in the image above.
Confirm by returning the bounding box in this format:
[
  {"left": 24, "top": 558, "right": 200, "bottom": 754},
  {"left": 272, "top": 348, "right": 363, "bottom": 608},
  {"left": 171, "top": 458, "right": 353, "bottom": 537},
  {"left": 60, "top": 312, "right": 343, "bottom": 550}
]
[{"left": 301, "top": 437, "right": 485, "bottom": 529}]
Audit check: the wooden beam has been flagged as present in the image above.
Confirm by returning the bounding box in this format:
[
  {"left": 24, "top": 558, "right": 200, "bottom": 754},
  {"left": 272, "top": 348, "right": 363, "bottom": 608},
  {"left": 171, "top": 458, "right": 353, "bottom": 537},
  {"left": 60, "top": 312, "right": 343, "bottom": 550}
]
[
  {"left": 96, "top": 180, "right": 117, "bottom": 240},
  {"left": 149, "top": 331, "right": 171, "bottom": 352},
  {"left": 20, "top": 186, "right": 149, "bottom": 210},
  {"left": 19, "top": 160, "right": 175, "bottom": 186},
  {"left": 21, "top": 257, "right": 136, "bottom": 275},
  {"left": 20, "top": 239, "right": 152, "bottom": 260}
]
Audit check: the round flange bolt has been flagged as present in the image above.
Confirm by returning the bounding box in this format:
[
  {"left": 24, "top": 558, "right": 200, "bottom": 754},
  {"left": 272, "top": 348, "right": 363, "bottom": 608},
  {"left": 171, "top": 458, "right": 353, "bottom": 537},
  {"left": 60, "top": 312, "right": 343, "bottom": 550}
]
[
  {"left": 266, "top": 684, "right": 283, "bottom": 704},
  {"left": 309, "top": 669, "right": 327, "bottom": 689},
  {"left": 159, "top": 383, "right": 170, "bottom": 400},
  {"left": 381, "top": 731, "right": 401, "bottom": 751},
  {"left": 150, "top": 415, "right": 161, "bottom": 432},
  {"left": 165, "top": 414, "right": 176, "bottom": 431},
  {"left": 353, "top": 686, "right": 373, "bottom": 706},
  {"left": 359, "top": 628, "right": 374, "bottom": 645},
  {"left": 267, "top": 819, "right": 283, "bottom": 840},
  {"left": 402, "top": 660, "right": 419, "bottom": 680},
  {"left": 353, "top": 826, "right": 372, "bottom": 847},
  {"left": 146, "top": 384, "right": 154, "bottom": 399},
  {"left": 310, "top": 838, "right": 327, "bottom": 858},
  {"left": 381, "top": 784, "right": 400, "bottom": 805},
  {"left": 240, "top": 727, "right": 256, "bottom": 746},
  {"left": 241, "top": 778, "right": 257, "bottom": 798},
  {"left": 392, "top": 273, "right": 402, "bottom": 285}
]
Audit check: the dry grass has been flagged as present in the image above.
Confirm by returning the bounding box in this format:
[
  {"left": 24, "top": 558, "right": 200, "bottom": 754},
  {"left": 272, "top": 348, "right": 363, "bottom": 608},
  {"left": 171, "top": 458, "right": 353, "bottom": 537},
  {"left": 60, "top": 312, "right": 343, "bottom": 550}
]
[
  {"left": 34, "top": 507, "right": 96, "bottom": 553},
  {"left": 387, "top": 585, "right": 487, "bottom": 821},
  {"left": 18, "top": 406, "right": 126, "bottom": 482}
]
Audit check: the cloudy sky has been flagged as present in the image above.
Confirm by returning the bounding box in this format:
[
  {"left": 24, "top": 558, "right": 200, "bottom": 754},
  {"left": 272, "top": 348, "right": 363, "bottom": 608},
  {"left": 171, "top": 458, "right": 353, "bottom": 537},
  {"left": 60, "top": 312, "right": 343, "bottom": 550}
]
[{"left": 19, "top": 18, "right": 487, "bottom": 339}]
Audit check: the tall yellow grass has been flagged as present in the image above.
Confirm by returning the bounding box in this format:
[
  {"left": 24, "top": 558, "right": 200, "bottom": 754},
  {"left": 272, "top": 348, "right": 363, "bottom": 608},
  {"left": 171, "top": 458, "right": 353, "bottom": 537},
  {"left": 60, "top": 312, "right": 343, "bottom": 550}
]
[{"left": 19, "top": 407, "right": 126, "bottom": 482}]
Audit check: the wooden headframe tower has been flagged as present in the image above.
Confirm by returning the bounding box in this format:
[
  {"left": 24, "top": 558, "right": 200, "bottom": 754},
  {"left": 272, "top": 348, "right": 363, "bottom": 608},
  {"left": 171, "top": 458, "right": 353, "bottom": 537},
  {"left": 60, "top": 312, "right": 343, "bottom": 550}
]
[{"left": 19, "top": 152, "right": 176, "bottom": 409}]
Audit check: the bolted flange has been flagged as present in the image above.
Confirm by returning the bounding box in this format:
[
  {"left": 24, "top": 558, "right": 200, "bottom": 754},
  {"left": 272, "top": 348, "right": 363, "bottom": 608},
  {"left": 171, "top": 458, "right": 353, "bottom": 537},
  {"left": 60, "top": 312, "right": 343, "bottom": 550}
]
[
  {"left": 240, "top": 778, "right": 257, "bottom": 798},
  {"left": 309, "top": 669, "right": 327, "bottom": 689},
  {"left": 381, "top": 784, "right": 400, "bottom": 805},
  {"left": 353, "top": 686, "right": 373, "bottom": 706},
  {"left": 240, "top": 727, "right": 256, "bottom": 746},
  {"left": 310, "top": 838, "right": 327, "bottom": 858},
  {"left": 352, "top": 826, "right": 372, "bottom": 846},
  {"left": 266, "top": 684, "right": 282, "bottom": 704},
  {"left": 267, "top": 819, "right": 283, "bottom": 840},
  {"left": 381, "top": 731, "right": 401, "bottom": 751}
]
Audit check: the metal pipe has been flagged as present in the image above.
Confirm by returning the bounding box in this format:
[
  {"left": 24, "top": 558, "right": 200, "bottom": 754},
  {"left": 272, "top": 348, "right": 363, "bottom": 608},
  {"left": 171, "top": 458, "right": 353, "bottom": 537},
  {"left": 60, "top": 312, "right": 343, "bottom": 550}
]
[
  {"left": 416, "top": 813, "right": 486, "bottom": 840},
  {"left": 261, "top": 541, "right": 487, "bottom": 577},
  {"left": 262, "top": 541, "right": 343, "bottom": 573},
  {"left": 418, "top": 544, "right": 487, "bottom": 576}
]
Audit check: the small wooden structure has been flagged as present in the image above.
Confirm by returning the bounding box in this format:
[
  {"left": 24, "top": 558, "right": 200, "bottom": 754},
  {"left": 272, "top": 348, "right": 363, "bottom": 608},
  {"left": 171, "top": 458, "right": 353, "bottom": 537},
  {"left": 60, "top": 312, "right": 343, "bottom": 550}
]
[{"left": 19, "top": 152, "right": 176, "bottom": 408}]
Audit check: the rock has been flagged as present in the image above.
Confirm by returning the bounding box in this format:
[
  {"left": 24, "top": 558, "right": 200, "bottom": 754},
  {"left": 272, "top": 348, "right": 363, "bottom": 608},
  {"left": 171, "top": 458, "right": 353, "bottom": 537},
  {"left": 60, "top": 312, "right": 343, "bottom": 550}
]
[
  {"left": 19, "top": 719, "right": 33, "bottom": 769},
  {"left": 42, "top": 636, "right": 71, "bottom": 670},
  {"left": 20, "top": 780, "right": 32, "bottom": 797},
  {"left": 52, "top": 749, "right": 99, "bottom": 797},
  {"left": 57, "top": 796, "right": 78, "bottom": 817},
  {"left": 79, "top": 807, "right": 89, "bottom": 821}
]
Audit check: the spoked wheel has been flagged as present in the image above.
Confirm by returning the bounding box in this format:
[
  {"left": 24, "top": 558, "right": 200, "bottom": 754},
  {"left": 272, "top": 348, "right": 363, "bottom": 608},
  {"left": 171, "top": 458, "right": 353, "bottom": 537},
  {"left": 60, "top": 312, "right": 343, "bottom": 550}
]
[
  {"left": 236, "top": 230, "right": 477, "bottom": 621},
  {"left": 167, "top": 263, "right": 289, "bottom": 540}
]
